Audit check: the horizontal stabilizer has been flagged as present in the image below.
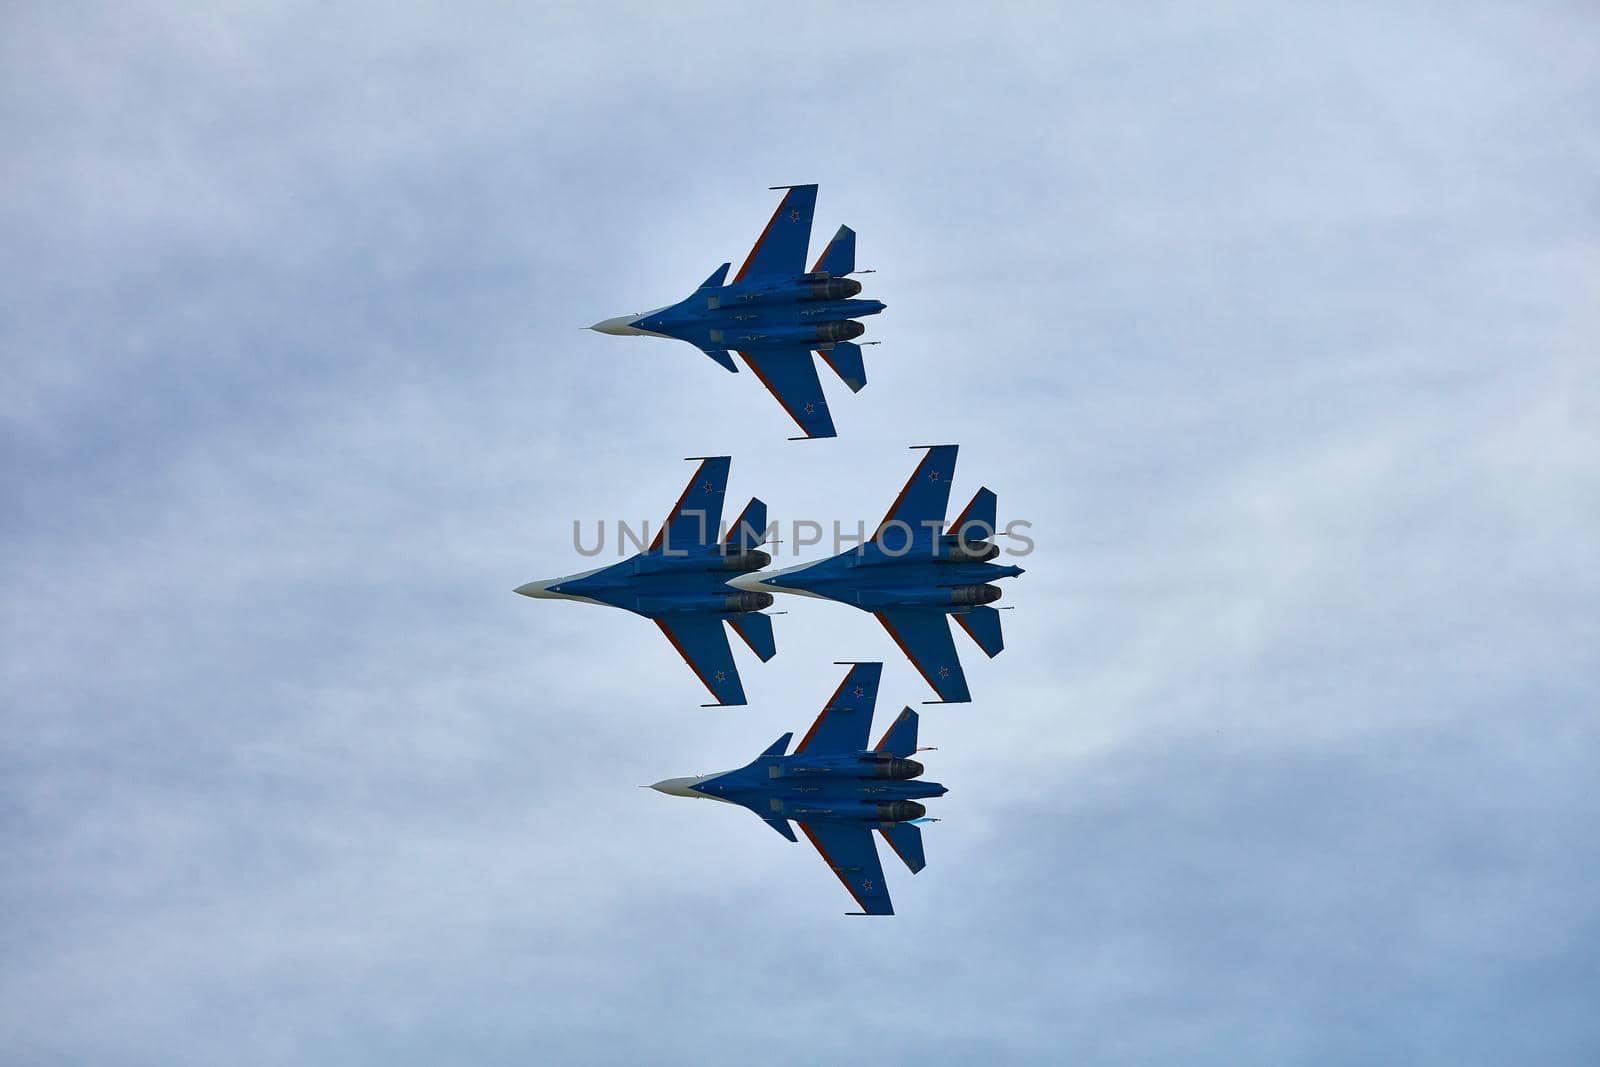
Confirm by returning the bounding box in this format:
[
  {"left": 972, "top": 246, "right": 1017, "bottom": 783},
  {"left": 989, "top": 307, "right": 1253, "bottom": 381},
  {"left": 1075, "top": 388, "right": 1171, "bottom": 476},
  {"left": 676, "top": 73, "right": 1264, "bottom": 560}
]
[
  {"left": 728, "top": 611, "right": 777, "bottom": 662},
  {"left": 812, "top": 224, "right": 856, "bottom": 276},
  {"left": 698, "top": 262, "right": 731, "bottom": 290},
  {"left": 818, "top": 341, "right": 868, "bottom": 393},
  {"left": 878, "top": 822, "right": 926, "bottom": 874},
  {"left": 699, "top": 346, "right": 738, "bottom": 373},
  {"left": 952, "top": 487, "right": 997, "bottom": 543},
  {"left": 953, "top": 604, "right": 1004, "bottom": 658},
  {"left": 725, "top": 497, "right": 768, "bottom": 551},
  {"left": 873, "top": 706, "right": 920, "bottom": 757}
]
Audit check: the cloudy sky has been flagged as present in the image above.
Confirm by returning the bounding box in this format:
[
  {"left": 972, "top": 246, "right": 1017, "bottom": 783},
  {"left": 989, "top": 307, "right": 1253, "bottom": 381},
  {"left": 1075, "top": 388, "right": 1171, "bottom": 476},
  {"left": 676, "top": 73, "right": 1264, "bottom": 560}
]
[{"left": 3, "top": 3, "right": 1597, "bottom": 1064}]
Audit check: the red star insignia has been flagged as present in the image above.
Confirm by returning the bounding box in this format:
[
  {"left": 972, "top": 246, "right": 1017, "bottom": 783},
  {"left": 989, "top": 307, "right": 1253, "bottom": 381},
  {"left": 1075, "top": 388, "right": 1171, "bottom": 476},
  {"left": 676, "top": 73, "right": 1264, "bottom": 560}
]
[
  {"left": 803, "top": 402, "right": 816, "bottom": 414},
  {"left": 853, "top": 686, "right": 865, "bottom": 697},
  {"left": 702, "top": 481, "right": 714, "bottom": 493},
  {"left": 714, "top": 670, "right": 726, "bottom": 682},
  {"left": 938, "top": 666, "right": 951, "bottom": 678},
  {"left": 928, "top": 470, "right": 941, "bottom": 481},
  {"left": 861, "top": 880, "right": 873, "bottom": 890},
  {"left": 789, "top": 210, "right": 801, "bottom": 221}
]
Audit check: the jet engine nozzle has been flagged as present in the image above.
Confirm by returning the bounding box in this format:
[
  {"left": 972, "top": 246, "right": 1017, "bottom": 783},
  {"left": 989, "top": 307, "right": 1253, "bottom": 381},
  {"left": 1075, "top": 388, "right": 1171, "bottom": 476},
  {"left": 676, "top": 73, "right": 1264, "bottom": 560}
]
[
  {"left": 816, "top": 320, "right": 866, "bottom": 343},
  {"left": 943, "top": 539, "right": 1000, "bottom": 563},
  {"left": 876, "top": 800, "right": 927, "bottom": 822},
  {"left": 806, "top": 278, "right": 862, "bottom": 301},
  {"left": 719, "top": 549, "right": 772, "bottom": 573},
  {"left": 723, "top": 591, "right": 775, "bottom": 612},
  {"left": 950, "top": 584, "right": 1003, "bottom": 606},
  {"left": 869, "top": 758, "right": 925, "bottom": 780}
]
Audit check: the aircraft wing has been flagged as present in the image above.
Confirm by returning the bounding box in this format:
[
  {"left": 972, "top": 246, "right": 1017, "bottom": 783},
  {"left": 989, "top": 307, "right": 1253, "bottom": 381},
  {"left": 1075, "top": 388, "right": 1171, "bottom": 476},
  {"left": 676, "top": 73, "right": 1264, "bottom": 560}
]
[
  {"left": 872, "top": 445, "right": 958, "bottom": 545},
  {"left": 738, "top": 349, "right": 836, "bottom": 439},
  {"left": 651, "top": 456, "right": 730, "bottom": 553},
  {"left": 799, "top": 821, "right": 894, "bottom": 915},
  {"left": 734, "top": 184, "right": 818, "bottom": 282},
  {"left": 793, "top": 662, "right": 882, "bottom": 755},
  {"left": 874, "top": 608, "right": 971, "bottom": 703},
  {"left": 654, "top": 616, "right": 746, "bottom": 706}
]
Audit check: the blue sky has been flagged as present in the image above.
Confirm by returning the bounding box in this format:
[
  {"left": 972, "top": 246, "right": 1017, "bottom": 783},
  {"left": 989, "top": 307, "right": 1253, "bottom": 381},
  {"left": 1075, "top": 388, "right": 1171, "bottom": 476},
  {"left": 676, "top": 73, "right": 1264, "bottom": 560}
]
[{"left": 3, "top": 3, "right": 1597, "bottom": 1064}]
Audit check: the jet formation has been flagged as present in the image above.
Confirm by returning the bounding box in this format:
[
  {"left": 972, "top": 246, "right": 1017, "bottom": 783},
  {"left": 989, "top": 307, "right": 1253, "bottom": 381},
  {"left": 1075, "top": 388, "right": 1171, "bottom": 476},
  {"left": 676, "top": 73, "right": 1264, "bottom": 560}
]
[
  {"left": 590, "top": 184, "right": 883, "bottom": 440},
  {"left": 520, "top": 186, "right": 1027, "bottom": 914},
  {"left": 651, "top": 663, "right": 942, "bottom": 916}
]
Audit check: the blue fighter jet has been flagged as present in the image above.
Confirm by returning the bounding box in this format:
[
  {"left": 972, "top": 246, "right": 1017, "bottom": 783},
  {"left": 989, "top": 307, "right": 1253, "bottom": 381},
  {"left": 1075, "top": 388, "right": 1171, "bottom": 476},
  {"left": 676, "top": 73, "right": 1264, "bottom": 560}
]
[
  {"left": 589, "top": 184, "right": 885, "bottom": 440},
  {"left": 730, "top": 445, "right": 1023, "bottom": 703},
  {"left": 650, "top": 662, "right": 943, "bottom": 916},
  {"left": 515, "top": 457, "right": 775, "bottom": 707}
]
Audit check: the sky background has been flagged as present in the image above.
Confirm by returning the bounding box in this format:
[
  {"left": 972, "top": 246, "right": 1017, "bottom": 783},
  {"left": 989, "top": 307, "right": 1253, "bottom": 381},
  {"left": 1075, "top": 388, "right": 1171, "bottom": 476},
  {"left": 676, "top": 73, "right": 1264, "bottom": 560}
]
[{"left": 3, "top": 3, "right": 1597, "bottom": 1064}]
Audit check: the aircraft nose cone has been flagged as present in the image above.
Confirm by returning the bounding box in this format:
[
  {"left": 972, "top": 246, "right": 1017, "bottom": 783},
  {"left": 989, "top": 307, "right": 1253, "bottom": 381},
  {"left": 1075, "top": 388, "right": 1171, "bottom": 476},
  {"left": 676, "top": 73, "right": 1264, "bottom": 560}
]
[
  {"left": 514, "top": 579, "right": 562, "bottom": 598},
  {"left": 726, "top": 572, "right": 771, "bottom": 593},
  {"left": 590, "top": 314, "right": 643, "bottom": 335},
  {"left": 650, "top": 776, "right": 706, "bottom": 797}
]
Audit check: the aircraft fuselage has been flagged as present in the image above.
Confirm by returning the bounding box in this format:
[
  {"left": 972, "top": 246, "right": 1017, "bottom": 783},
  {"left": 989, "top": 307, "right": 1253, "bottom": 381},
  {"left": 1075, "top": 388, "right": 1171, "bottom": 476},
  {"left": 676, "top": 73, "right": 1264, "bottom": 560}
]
[
  {"left": 632, "top": 292, "right": 886, "bottom": 354},
  {"left": 516, "top": 552, "right": 770, "bottom": 620},
  {"left": 737, "top": 549, "right": 1023, "bottom": 615}
]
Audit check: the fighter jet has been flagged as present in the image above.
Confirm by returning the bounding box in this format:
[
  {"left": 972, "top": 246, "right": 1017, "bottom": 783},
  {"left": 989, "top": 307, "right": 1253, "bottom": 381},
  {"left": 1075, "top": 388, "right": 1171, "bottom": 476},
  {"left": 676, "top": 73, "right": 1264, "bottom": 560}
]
[
  {"left": 515, "top": 456, "right": 775, "bottom": 707},
  {"left": 589, "top": 184, "right": 884, "bottom": 440},
  {"left": 729, "top": 445, "right": 1023, "bottom": 703},
  {"left": 650, "top": 662, "right": 943, "bottom": 916}
]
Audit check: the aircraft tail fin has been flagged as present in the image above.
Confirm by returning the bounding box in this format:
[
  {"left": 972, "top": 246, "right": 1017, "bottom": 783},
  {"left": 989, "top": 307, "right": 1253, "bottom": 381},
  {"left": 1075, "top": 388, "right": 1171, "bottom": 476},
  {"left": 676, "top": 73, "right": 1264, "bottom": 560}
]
[
  {"left": 953, "top": 604, "right": 1004, "bottom": 658},
  {"left": 873, "top": 706, "right": 919, "bottom": 757},
  {"left": 725, "top": 497, "right": 768, "bottom": 551},
  {"left": 728, "top": 611, "right": 777, "bottom": 662},
  {"left": 952, "top": 487, "right": 998, "bottom": 543},
  {"left": 878, "top": 822, "right": 926, "bottom": 874},
  {"left": 698, "top": 262, "right": 731, "bottom": 290},
  {"left": 818, "top": 341, "right": 867, "bottom": 393},
  {"left": 759, "top": 731, "right": 793, "bottom": 758},
  {"left": 812, "top": 225, "right": 856, "bottom": 275},
  {"left": 699, "top": 346, "right": 737, "bottom": 373}
]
